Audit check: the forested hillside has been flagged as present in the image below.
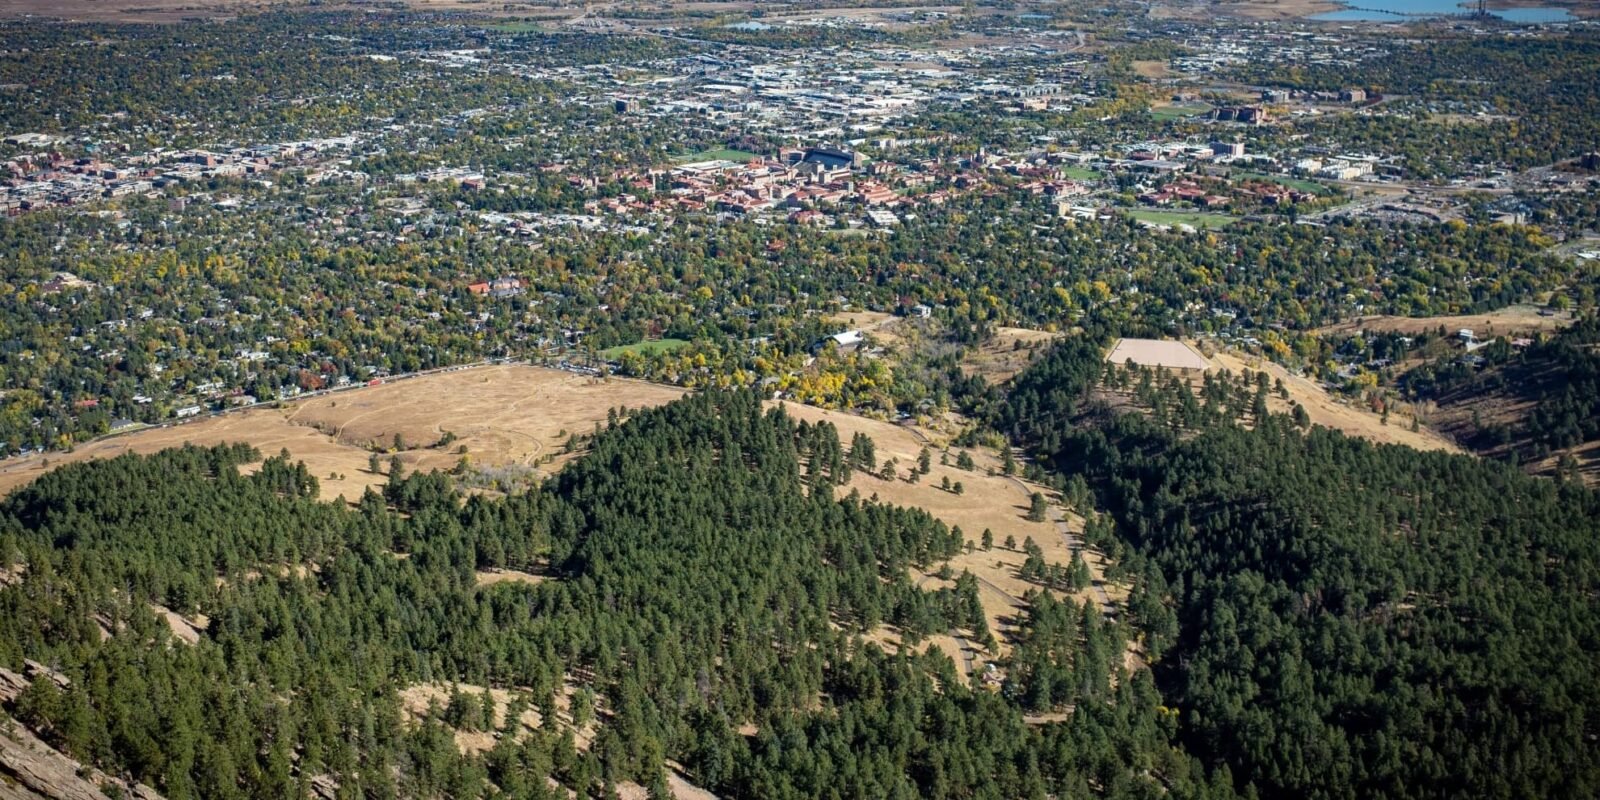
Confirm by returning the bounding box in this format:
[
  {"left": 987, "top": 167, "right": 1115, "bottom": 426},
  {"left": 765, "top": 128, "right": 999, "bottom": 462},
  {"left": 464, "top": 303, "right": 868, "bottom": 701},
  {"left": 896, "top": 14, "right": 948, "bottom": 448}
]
[
  {"left": 0, "top": 391, "right": 1231, "bottom": 799},
  {"left": 1400, "top": 316, "right": 1600, "bottom": 481},
  {"left": 6, "top": 344, "right": 1598, "bottom": 799},
  {"left": 999, "top": 339, "right": 1600, "bottom": 800}
]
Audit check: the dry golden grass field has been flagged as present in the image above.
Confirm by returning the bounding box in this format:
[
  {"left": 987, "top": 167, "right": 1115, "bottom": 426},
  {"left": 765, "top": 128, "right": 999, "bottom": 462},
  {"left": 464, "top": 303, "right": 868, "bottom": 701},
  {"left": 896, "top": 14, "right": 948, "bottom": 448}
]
[
  {"left": 1208, "top": 349, "right": 1466, "bottom": 454},
  {"left": 0, "top": 0, "right": 573, "bottom": 22},
  {"left": 961, "top": 327, "right": 1063, "bottom": 385},
  {"left": 0, "top": 365, "right": 684, "bottom": 503},
  {"left": 1314, "top": 306, "right": 1572, "bottom": 338},
  {"left": 1131, "top": 59, "right": 1174, "bottom": 79}
]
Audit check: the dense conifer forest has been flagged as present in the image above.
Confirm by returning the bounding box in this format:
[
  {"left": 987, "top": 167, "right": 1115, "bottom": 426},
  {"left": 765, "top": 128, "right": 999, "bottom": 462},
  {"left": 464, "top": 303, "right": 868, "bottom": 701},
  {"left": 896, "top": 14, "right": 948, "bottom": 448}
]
[{"left": 1000, "top": 339, "right": 1600, "bottom": 799}]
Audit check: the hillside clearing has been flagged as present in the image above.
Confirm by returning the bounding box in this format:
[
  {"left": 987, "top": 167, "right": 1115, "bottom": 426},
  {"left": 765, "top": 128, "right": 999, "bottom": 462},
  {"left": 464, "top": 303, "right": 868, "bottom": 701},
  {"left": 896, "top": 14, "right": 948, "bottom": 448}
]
[
  {"left": 1208, "top": 349, "right": 1464, "bottom": 453},
  {"left": 1314, "top": 306, "right": 1572, "bottom": 338},
  {"left": 397, "top": 682, "right": 543, "bottom": 756},
  {"left": 0, "top": 365, "right": 685, "bottom": 502},
  {"left": 961, "top": 327, "right": 1064, "bottom": 384},
  {"left": 474, "top": 568, "right": 548, "bottom": 588},
  {"left": 771, "top": 401, "right": 1124, "bottom": 664},
  {"left": 1132, "top": 60, "right": 1173, "bottom": 79}
]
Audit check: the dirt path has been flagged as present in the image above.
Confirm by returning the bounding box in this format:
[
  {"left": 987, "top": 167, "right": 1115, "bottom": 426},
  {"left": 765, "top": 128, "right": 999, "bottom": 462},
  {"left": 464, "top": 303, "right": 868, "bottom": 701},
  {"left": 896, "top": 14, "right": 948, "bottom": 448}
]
[
  {"left": 1000, "top": 469, "right": 1118, "bottom": 616},
  {"left": 916, "top": 572, "right": 983, "bottom": 680},
  {"left": 1047, "top": 504, "right": 1115, "bottom": 617}
]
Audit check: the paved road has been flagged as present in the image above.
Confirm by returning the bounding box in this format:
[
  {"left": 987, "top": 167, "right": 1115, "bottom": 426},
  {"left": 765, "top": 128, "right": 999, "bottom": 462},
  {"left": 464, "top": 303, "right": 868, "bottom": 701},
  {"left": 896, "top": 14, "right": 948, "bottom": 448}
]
[
  {"left": 916, "top": 572, "right": 981, "bottom": 679},
  {"left": 971, "top": 572, "right": 1025, "bottom": 608},
  {"left": 1048, "top": 504, "right": 1115, "bottom": 617}
]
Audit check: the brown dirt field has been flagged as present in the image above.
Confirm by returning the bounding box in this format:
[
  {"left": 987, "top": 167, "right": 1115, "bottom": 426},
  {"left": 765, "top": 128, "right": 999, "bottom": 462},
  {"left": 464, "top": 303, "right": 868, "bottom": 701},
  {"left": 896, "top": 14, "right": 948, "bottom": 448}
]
[
  {"left": 0, "top": 365, "right": 684, "bottom": 503},
  {"left": 961, "top": 327, "right": 1063, "bottom": 385},
  {"left": 1108, "top": 338, "right": 1210, "bottom": 372},
  {"left": 1209, "top": 349, "right": 1466, "bottom": 454},
  {"left": 1132, "top": 60, "right": 1173, "bottom": 79},
  {"left": 474, "top": 568, "right": 547, "bottom": 588},
  {"left": 1314, "top": 306, "right": 1572, "bottom": 338}
]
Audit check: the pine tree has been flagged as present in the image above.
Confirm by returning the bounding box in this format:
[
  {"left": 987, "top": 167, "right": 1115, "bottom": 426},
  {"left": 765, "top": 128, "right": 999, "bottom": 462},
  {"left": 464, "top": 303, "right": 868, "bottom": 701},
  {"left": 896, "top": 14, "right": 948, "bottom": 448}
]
[{"left": 1027, "top": 493, "right": 1048, "bottom": 522}]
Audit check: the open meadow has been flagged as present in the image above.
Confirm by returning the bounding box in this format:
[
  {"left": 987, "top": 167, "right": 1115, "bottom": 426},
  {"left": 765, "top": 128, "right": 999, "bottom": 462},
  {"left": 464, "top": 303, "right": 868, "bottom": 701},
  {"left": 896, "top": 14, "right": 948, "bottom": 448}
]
[
  {"left": 0, "top": 365, "right": 685, "bottom": 502},
  {"left": 1207, "top": 349, "right": 1465, "bottom": 453},
  {"left": 961, "top": 326, "right": 1064, "bottom": 385},
  {"left": 1314, "top": 305, "right": 1572, "bottom": 338}
]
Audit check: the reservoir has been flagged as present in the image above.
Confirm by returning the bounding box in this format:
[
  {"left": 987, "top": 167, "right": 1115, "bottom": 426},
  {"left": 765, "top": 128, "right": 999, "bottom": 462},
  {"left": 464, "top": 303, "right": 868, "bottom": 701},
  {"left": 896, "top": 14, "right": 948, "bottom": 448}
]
[{"left": 1310, "top": 1, "right": 1575, "bottom": 22}]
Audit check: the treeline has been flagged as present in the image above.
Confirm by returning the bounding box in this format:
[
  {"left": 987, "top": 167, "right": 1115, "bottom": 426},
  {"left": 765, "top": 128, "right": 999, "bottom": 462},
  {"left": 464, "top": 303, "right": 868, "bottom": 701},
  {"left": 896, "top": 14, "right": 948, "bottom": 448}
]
[{"left": 996, "top": 337, "right": 1600, "bottom": 799}]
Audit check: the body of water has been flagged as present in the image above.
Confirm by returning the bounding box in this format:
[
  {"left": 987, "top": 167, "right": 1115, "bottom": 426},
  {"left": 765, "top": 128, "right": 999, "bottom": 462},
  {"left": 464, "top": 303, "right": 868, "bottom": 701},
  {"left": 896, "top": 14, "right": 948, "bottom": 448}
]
[{"left": 1310, "top": 0, "right": 1574, "bottom": 22}]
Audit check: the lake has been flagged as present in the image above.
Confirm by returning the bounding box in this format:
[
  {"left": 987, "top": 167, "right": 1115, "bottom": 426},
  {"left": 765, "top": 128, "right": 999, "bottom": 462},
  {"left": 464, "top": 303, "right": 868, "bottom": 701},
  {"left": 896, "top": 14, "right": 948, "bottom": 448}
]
[{"left": 1310, "top": 0, "right": 1575, "bottom": 22}]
